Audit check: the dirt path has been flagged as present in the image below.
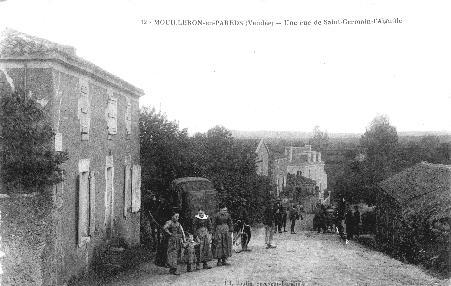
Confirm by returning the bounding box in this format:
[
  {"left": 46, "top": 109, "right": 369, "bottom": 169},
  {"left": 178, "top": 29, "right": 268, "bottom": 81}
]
[{"left": 98, "top": 219, "right": 448, "bottom": 286}]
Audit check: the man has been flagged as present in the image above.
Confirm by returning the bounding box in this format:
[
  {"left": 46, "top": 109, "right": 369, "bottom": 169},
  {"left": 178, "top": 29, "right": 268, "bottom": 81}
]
[
  {"left": 275, "top": 202, "right": 283, "bottom": 233},
  {"left": 353, "top": 206, "right": 361, "bottom": 238},
  {"left": 345, "top": 207, "right": 354, "bottom": 241},
  {"left": 281, "top": 204, "right": 288, "bottom": 232},
  {"left": 314, "top": 204, "right": 327, "bottom": 233},
  {"left": 289, "top": 205, "right": 299, "bottom": 234},
  {"left": 263, "top": 202, "right": 276, "bottom": 249}
]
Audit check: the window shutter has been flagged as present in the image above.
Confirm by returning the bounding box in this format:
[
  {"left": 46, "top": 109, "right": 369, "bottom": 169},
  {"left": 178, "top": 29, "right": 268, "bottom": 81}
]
[
  {"left": 131, "top": 165, "right": 141, "bottom": 212},
  {"left": 107, "top": 96, "right": 118, "bottom": 135},
  {"left": 124, "top": 165, "right": 132, "bottom": 217},
  {"left": 78, "top": 172, "right": 90, "bottom": 247},
  {"left": 125, "top": 100, "right": 132, "bottom": 136},
  {"left": 79, "top": 79, "right": 90, "bottom": 140},
  {"left": 89, "top": 171, "right": 96, "bottom": 236},
  {"left": 78, "top": 174, "right": 83, "bottom": 246}
]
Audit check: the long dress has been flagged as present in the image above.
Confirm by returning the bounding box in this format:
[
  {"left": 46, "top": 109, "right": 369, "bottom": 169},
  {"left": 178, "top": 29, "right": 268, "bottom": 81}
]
[
  {"left": 163, "top": 220, "right": 184, "bottom": 269},
  {"left": 183, "top": 241, "right": 198, "bottom": 265},
  {"left": 212, "top": 211, "right": 233, "bottom": 259},
  {"left": 193, "top": 215, "right": 213, "bottom": 262}
]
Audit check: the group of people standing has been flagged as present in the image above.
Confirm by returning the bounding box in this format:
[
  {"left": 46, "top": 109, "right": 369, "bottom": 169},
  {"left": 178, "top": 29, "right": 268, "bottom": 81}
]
[
  {"left": 159, "top": 205, "right": 234, "bottom": 275},
  {"left": 264, "top": 201, "right": 304, "bottom": 248},
  {"left": 322, "top": 202, "right": 361, "bottom": 242}
]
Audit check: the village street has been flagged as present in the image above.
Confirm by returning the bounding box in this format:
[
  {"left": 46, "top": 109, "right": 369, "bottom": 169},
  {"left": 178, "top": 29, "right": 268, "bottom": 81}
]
[{"left": 95, "top": 218, "right": 448, "bottom": 286}]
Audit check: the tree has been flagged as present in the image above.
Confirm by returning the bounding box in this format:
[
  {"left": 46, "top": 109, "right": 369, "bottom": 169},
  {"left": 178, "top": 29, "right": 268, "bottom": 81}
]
[
  {"left": 309, "top": 125, "right": 329, "bottom": 151},
  {"left": 191, "top": 125, "right": 275, "bottom": 223},
  {"left": 360, "top": 115, "right": 399, "bottom": 185},
  {"left": 0, "top": 89, "right": 68, "bottom": 194},
  {"left": 139, "top": 107, "right": 193, "bottom": 196}
]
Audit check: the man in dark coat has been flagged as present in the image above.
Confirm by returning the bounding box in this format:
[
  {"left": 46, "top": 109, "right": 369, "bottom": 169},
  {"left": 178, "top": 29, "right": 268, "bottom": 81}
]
[
  {"left": 263, "top": 202, "right": 276, "bottom": 249},
  {"left": 281, "top": 205, "right": 288, "bottom": 232},
  {"left": 353, "top": 206, "right": 361, "bottom": 238},
  {"left": 345, "top": 207, "right": 354, "bottom": 240},
  {"left": 289, "top": 205, "right": 299, "bottom": 234},
  {"left": 275, "top": 202, "right": 283, "bottom": 233}
]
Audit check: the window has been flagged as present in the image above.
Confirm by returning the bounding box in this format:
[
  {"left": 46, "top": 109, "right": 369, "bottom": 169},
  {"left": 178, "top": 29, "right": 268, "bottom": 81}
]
[
  {"left": 78, "top": 79, "right": 90, "bottom": 141},
  {"left": 78, "top": 159, "right": 95, "bottom": 247}
]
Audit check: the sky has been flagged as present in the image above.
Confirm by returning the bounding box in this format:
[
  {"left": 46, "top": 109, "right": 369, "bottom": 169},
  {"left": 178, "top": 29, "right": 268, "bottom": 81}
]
[{"left": 0, "top": 0, "right": 450, "bottom": 135}]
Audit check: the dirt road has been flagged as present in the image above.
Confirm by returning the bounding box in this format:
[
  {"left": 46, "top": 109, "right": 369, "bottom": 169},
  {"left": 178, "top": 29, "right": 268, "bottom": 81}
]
[{"left": 98, "top": 219, "right": 448, "bottom": 286}]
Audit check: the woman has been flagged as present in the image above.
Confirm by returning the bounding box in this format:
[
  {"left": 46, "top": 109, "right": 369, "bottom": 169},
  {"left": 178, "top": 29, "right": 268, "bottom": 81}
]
[
  {"left": 163, "top": 212, "right": 186, "bottom": 275},
  {"left": 212, "top": 205, "right": 233, "bottom": 266},
  {"left": 193, "top": 209, "right": 213, "bottom": 269}
]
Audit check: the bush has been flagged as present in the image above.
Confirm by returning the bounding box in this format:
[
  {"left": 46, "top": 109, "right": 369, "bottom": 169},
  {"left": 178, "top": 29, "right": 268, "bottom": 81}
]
[{"left": 0, "top": 89, "right": 68, "bottom": 194}]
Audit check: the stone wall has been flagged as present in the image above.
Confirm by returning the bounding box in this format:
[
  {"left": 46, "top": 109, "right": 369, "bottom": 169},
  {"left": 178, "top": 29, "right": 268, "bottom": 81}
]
[{"left": 0, "top": 194, "right": 58, "bottom": 286}]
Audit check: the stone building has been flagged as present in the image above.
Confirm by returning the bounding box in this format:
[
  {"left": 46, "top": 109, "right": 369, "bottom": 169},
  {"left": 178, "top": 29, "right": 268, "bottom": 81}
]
[
  {"left": 272, "top": 145, "right": 327, "bottom": 200},
  {"left": 0, "top": 29, "right": 143, "bottom": 285}
]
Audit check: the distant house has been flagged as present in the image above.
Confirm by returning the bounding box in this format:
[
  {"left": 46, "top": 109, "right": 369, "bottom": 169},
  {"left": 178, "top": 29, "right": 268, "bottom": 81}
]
[
  {"left": 255, "top": 139, "right": 270, "bottom": 176},
  {"left": 272, "top": 145, "right": 327, "bottom": 200},
  {"left": 0, "top": 29, "right": 144, "bottom": 285},
  {"left": 376, "top": 162, "right": 450, "bottom": 269}
]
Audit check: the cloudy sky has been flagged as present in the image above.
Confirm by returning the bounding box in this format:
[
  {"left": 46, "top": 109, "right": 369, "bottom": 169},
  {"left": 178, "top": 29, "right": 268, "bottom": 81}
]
[{"left": 0, "top": 0, "right": 450, "bottom": 134}]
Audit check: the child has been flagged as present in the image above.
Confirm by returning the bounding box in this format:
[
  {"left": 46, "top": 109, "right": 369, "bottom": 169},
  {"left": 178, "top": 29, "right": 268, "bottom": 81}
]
[{"left": 183, "top": 233, "right": 199, "bottom": 272}]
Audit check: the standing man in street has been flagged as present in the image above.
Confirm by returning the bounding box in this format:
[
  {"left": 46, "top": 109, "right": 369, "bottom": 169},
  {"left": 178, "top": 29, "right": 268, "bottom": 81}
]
[
  {"left": 289, "top": 204, "right": 299, "bottom": 234},
  {"left": 264, "top": 202, "right": 276, "bottom": 249},
  {"left": 345, "top": 206, "right": 354, "bottom": 242},
  {"left": 275, "top": 202, "right": 283, "bottom": 233},
  {"left": 281, "top": 204, "right": 288, "bottom": 232},
  {"left": 353, "top": 205, "right": 361, "bottom": 238}
]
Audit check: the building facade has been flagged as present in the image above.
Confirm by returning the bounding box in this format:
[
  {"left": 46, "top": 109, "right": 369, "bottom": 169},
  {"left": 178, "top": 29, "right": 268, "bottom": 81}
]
[
  {"left": 255, "top": 139, "right": 270, "bottom": 176},
  {"left": 272, "top": 145, "right": 327, "bottom": 201},
  {"left": 0, "top": 29, "right": 144, "bottom": 284}
]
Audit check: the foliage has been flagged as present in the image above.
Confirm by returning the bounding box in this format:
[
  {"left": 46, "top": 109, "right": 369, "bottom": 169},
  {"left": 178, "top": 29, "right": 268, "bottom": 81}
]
[
  {"left": 360, "top": 115, "right": 399, "bottom": 185},
  {"left": 139, "top": 111, "right": 275, "bottom": 224},
  {"left": 332, "top": 115, "right": 449, "bottom": 206},
  {"left": 139, "top": 107, "right": 194, "bottom": 195},
  {"left": 0, "top": 89, "right": 68, "bottom": 194},
  {"left": 309, "top": 125, "right": 329, "bottom": 151},
  {"left": 189, "top": 126, "right": 274, "bottom": 223},
  {"left": 394, "top": 216, "right": 450, "bottom": 275}
]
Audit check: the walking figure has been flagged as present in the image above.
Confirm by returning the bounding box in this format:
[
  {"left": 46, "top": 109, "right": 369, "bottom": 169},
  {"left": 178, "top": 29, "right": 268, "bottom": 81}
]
[{"left": 264, "top": 202, "right": 276, "bottom": 249}]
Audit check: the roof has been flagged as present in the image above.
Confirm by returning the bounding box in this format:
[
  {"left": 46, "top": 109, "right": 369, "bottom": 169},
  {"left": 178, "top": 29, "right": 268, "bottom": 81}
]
[
  {"left": 255, "top": 138, "right": 270, "bottom": 154},
  {"left": 236, "top": 138, "right": 260, "bottom": 150},
  {"left": 172, "top": 177, "right": 212, "bottom": 185},
  {"left": 287, "top": 173, "right": 316, "bottom": 186},
  {"left": 0, "top": 28, "right": 144, "bottom": 98},
  {"left": 379, "top": 162, "right": 451, "bottom": 221}
]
